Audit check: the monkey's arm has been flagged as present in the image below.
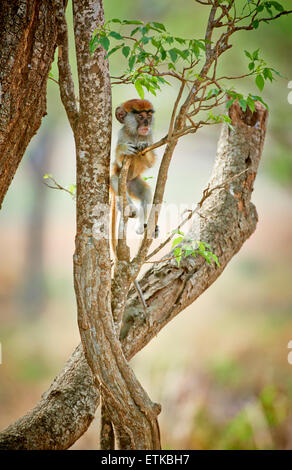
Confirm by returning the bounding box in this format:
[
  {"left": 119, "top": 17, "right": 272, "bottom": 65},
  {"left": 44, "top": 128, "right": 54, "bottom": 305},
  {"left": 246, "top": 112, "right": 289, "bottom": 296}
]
[
  {"left": 144, "top": 150, "right": 156, "bottom": 169},
  {"left": 115, "top": 142, "right": 138, "bottom": 167}
]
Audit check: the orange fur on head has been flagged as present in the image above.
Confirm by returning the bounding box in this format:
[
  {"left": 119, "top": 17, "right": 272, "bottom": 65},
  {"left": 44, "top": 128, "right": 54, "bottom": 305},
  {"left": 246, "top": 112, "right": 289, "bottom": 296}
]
[{"left": 122, "top": 99, "right": 154, "bottom": 113}]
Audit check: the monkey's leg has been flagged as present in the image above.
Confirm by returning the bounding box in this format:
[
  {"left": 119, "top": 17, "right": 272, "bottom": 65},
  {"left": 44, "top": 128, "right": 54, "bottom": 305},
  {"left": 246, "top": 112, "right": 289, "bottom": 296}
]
[
  {"left": 128, "top": 177, "right": 158, "bottom": 236},
  {"left": 111, "top": 174, "right": 137, "bottom": 217}
]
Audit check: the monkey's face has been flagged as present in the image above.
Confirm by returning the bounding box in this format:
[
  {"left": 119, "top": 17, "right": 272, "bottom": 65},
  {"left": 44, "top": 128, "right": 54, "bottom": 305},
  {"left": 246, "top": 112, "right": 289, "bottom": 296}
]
[
  {"left": 135, "top": 111, "right": 153, "bottom": 136},
  {"left": 115, "top": 99, "right": 154, "bottom": 137}
]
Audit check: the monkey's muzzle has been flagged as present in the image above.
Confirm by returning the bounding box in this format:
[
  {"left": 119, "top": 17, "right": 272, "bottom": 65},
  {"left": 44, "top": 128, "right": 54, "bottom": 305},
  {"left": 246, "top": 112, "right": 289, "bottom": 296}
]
[{"left": 138, "top": 127, "right": 150, "bottom": 136}]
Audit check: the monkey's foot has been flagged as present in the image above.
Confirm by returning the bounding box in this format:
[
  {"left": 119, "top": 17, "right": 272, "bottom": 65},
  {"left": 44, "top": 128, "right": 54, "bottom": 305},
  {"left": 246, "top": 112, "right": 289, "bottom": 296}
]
[
  {"left": 125, "top": 204, "right": 137, "bottom": 218},
  {"left": 135, "top": 222, "right": 145, "bottom": 235},
  {"left": 154, "top": 225, "right": 159, "bottom": 239}
]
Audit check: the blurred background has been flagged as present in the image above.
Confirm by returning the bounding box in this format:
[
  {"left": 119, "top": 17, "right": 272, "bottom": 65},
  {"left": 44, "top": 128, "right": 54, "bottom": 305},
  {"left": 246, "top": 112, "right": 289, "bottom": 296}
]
[{"left": 0, "top": 0, "right": 292, "bottom": 450}]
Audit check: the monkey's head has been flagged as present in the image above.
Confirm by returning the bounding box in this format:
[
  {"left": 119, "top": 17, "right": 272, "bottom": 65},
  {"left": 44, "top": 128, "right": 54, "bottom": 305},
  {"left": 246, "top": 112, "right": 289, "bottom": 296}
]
[{"left": 115, "top": 99, "right": 154, "bottom": 137}]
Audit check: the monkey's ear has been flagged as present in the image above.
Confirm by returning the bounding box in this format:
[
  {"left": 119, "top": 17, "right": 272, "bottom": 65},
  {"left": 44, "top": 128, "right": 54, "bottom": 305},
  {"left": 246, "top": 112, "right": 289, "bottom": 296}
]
[{"left": 115, "top": 106, "right": 127, "bottom": 123}]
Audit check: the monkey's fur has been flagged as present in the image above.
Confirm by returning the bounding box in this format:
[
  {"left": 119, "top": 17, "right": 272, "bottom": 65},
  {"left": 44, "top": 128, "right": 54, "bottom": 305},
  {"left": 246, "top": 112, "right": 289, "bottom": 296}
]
[{"left": 111, "top": 99, "right": 157, "bottom": 255}]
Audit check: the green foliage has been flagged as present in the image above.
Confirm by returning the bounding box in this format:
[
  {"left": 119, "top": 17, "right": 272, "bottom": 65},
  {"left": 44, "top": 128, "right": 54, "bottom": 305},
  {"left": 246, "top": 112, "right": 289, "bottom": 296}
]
[
  {"left": 87, "top": 10, "right": 287, "bottom": 121},
  {"left": 171, "top": 230, "right": 220, "bottom": 268},
  {"left": 86, "top": 0, "right": 292, "bottom": 129},
  {"left": 226, "top": 89, "right": 269, "bottom": 113},
  {"left": 89, "top": 19, "right": 207, "bottom": 98},
  {"left": 244, "top": 48, "right": 281, "bottom": 93}
]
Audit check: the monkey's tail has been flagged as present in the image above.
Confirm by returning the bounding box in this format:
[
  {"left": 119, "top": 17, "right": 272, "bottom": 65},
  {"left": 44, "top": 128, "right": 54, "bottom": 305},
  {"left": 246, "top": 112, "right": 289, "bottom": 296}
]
[{"left": 111, "top": 189, "right": 117, "bottom": 257}]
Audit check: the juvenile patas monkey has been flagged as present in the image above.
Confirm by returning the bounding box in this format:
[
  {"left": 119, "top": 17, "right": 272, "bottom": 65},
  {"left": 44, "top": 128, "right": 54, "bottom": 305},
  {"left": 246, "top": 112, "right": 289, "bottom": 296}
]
[{"left": 111, "top": 99, "right": 158, "bottom": 253}]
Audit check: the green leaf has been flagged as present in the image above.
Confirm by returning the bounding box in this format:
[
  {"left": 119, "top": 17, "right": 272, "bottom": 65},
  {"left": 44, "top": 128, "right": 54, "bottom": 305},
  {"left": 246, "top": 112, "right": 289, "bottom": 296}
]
[
  {"left": 43, "top": 173, "right": 53, "bottom": 180},
  {"left": 168, "top": 48, "right": 177, "bottom": 63},
  {"left": 109, "top": 31, "right": 123, "bottom": 40},
  {"left": 244, "top": 50, "right": 252, "bottom": 60},
  {"left": 89, "top": 35, "right": 100, "bottom": 54},
  {"left": 270, "top": 1, "right": 284, "bottom": 12},
  {"left": 197, "top": 249, "right": 212, "bottom": 264},
  {"left": 106, "top": 45, "right": 122, "bottom": 58},
  {"left": 141, "top": 25, "right": 150, "bottom": 35},
  {"left": 255, "top": 74, "right": 265, "bottom": 91},
  {"left": 122, "top": 20, "right": 144, "bottom": 25},
  {"left": 111, "top": 18, "right": 122, "bottom": 23},
  {"left": 160, "top": 47, "right": 167, "bottom": 61},
  {"left": 165, "top": 36, "right": 174, "bottom": 44},
  {"left": 252, "top": 49, "right": 260, "bottom": 61},
  {"left": 148, "top": 86, "right": 157, "bottom": 96},
  {"left": 226, "top": 98, "right": 235, "bottom": 109},
  {"left": 174, "top": 247, "right": 182, "bottom": 267},
  {"left": 250, "top": 94, "right": 270, "bottom": 111},
  {"left": 184, "top": 249, "right": 194, "bottom": 257},
  {"left": 172, "top": 236, "right": 184, "bottom": 248},
  {"left": 177, "top": 49, "right": 189, "bottom": 60},
  {"left": 99, "top": 36, "right": 110, "bottom": 51},
  {"left": 209, "top": 252, "right": 220, "bottom": 267},
  {"left": 69, "top": 184, "right": 76, "bottom": 195},
  {"left": 172, "top": 229, "right": 185, "bottom": 236},
  {"left": 263, "top": 67, "right": 274, "bottom": 82},
  {"left": 246, "top": 96, "right": 256, "bottom": 113},
  {"left": 130, "top": 26, "right": 140, "bottom": 36},
  {"left": 140, "top": 36, "right": 150, "bottom": 45},
  {"left": 134, "top": 80, "right": 144, "bottom": 99},
  {"left": 152, "top": 22, "right": 166, "bottom": 31},
  {"left": 238, "top": 98, "right": 247, "bottom": 112},
  {"left": 122, "top": 46, "right": 130, "bottom": 58},
  {"left": 190, "top": 40, "right": 200, "bottom": 58},
  {"left": 175, "top": 37, "right": 186, "bottom": 45},
  {"left": 207, "top": 88, "right": 220, "bottom": 99},
  {"left": 128, "top": 55, "right": 136, "bottom": 71}
]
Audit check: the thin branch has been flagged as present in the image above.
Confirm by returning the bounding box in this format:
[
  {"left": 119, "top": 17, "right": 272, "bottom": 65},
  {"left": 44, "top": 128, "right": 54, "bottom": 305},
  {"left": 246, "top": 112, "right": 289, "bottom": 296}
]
[
  {"left": 48, "top": 75, "right": 59, "bottom": 85},
  {"left": 42, "top": 175, "right": 74, "bottom": 197},
  {"left": 146, "top": 168, "right": 249, "bottom": 261},
  {"left": 167, "top": 80, "right": 186, "bottom": 140}
]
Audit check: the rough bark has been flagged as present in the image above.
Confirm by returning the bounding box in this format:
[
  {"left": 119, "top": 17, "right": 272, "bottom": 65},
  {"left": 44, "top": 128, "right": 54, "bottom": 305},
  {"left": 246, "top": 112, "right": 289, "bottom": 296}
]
[
  {"left": 0, "top": 101, "right": 268, "bottom": 449},
  {"left": 0, "top": 0, "right": 61, "bottom": 209},
  {"left": 71, "top": 0, "right": 161, "bottom": 450}
]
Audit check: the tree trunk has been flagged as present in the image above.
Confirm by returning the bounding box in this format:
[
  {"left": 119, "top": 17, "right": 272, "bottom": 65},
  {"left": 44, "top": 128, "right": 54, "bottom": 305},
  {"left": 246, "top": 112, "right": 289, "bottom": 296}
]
[
  {"left": 0, "top": 101, "right": 268, "bottom": 449},
  {"left": 0, "top": 0, "right": 60, "bottom": 209},
  {"left": 71, "top": 0, "right": 161, "bottom": 450}
]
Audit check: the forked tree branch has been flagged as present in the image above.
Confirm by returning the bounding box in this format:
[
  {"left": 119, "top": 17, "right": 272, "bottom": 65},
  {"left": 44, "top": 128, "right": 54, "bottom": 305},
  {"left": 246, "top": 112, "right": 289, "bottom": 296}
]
[{"left": 0, "top": 101, "right": 268, "bottom": 449}]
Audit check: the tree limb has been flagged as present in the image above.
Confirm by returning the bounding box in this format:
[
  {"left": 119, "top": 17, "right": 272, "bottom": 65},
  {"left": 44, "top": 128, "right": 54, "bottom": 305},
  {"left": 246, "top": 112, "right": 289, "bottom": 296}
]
[
  {"left": 0, "top": 100, "right": 268, "bottom": 449},
  {"left": 0, "top": 0, "right": 62, "bottom": 209}
]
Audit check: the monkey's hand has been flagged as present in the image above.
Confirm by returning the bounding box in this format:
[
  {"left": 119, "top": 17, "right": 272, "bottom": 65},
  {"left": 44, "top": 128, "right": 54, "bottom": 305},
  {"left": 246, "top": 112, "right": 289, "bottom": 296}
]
[
  {"left": 119, "top": 142, "right": 138, "bottom": 156},
  {"left": 135, "top": 142, "right": 149, "bottom": 152}
]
